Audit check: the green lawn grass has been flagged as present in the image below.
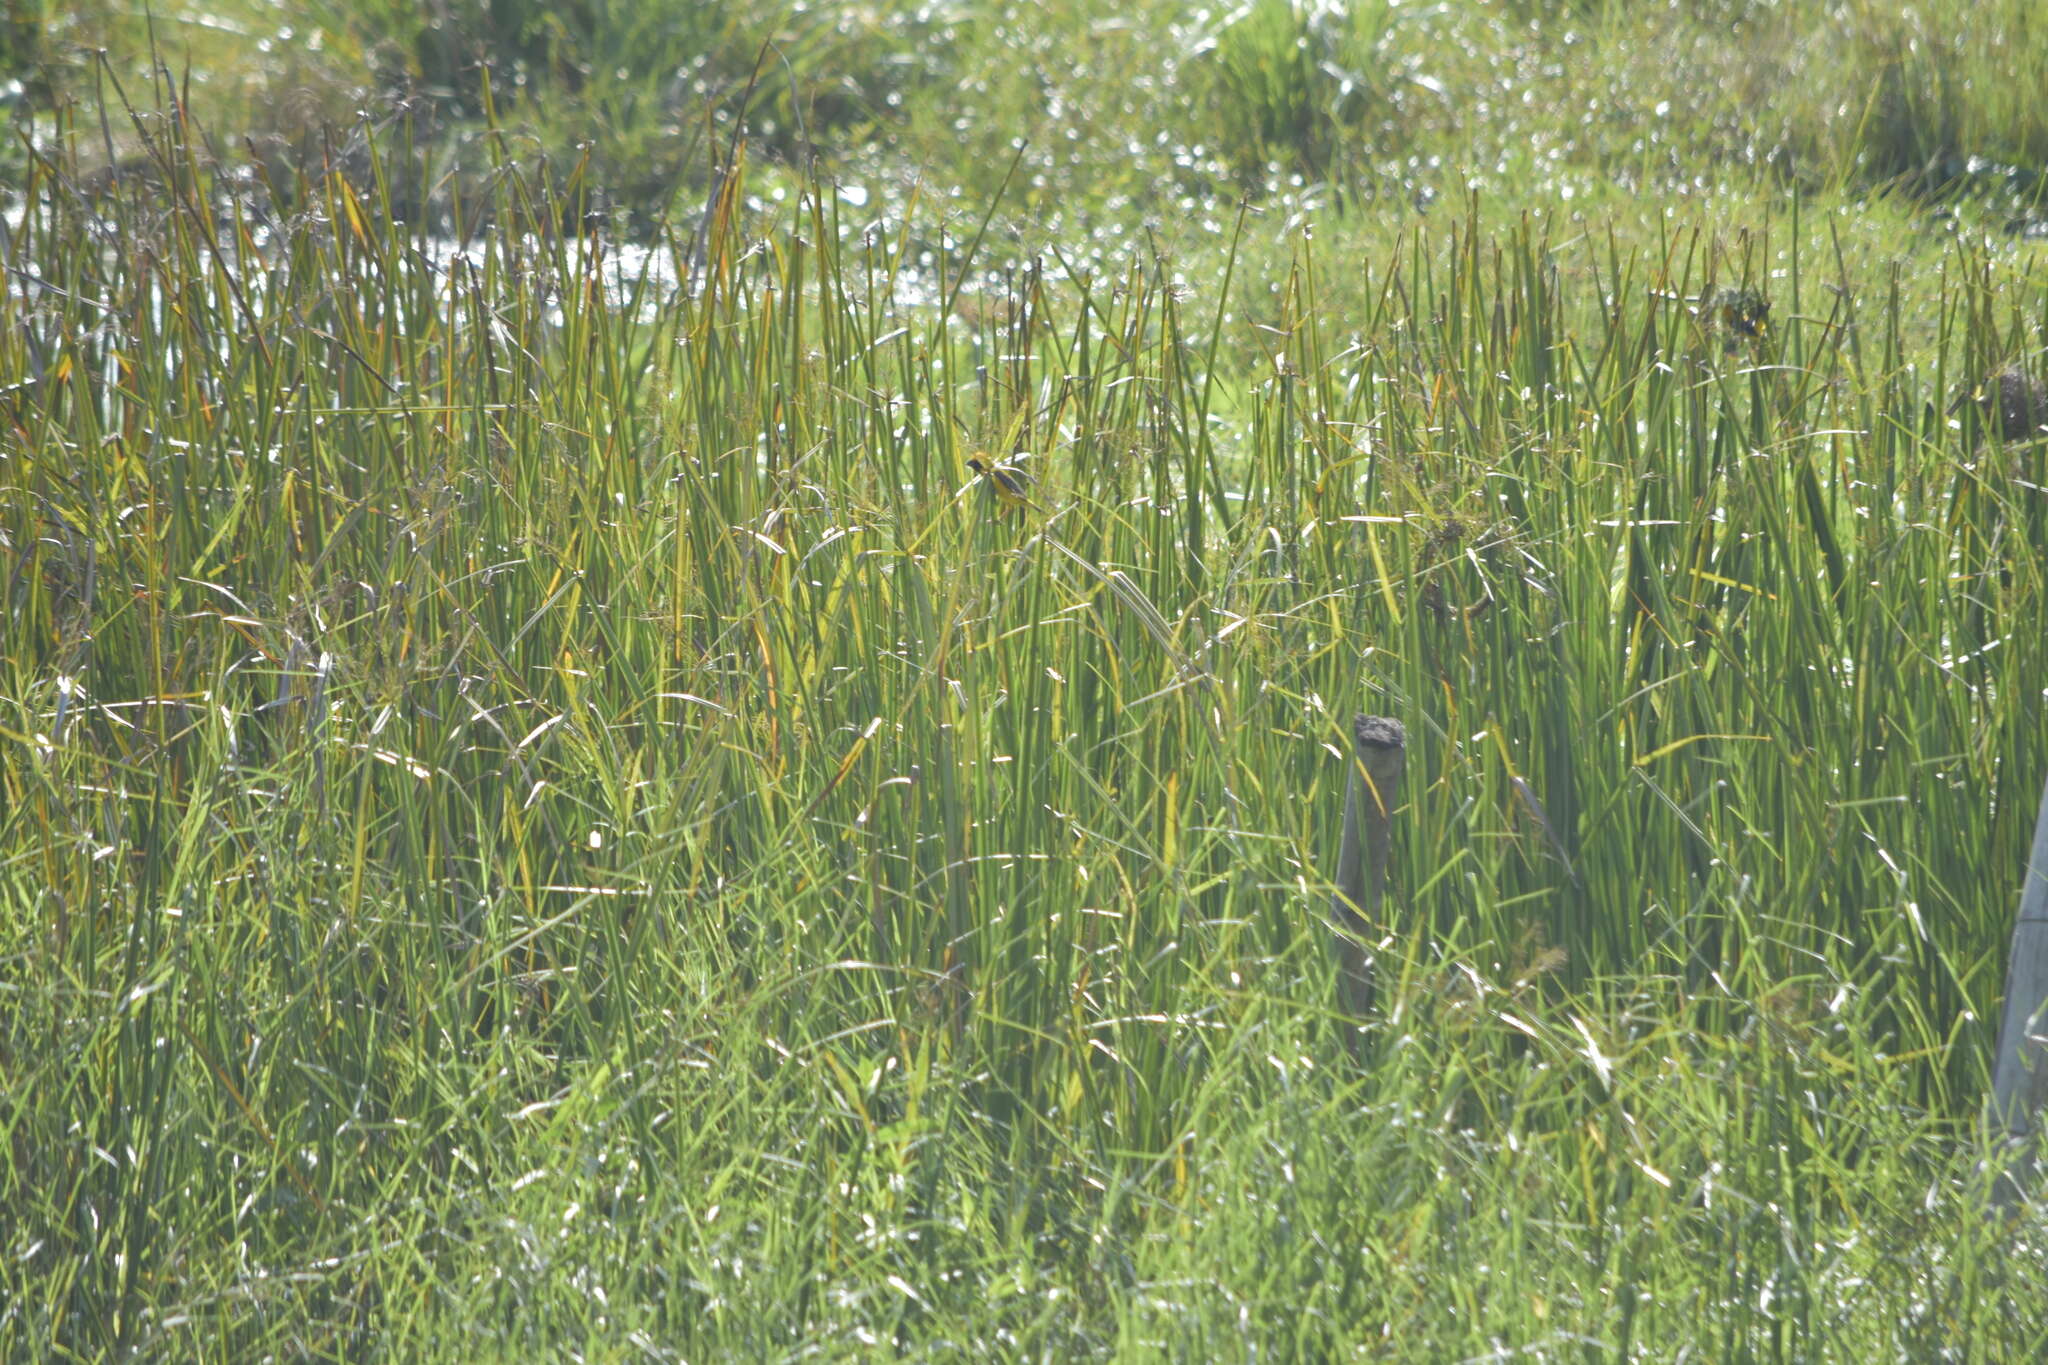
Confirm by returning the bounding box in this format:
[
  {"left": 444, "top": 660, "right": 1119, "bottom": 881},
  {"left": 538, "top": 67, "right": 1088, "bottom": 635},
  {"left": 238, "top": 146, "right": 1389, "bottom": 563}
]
[{"left": 4, "top": 4, "right": 2048, "bottom": 1359}]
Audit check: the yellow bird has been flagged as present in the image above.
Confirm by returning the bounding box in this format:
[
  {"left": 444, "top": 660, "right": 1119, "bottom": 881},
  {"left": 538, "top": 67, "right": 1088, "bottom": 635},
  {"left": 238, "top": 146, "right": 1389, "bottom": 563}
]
[
  {"left": 966, "top": 455, "right": 1041, "bottom": 513},
  {"left": 1705, "top": 286, "right": 1770, "bottom": 351}
]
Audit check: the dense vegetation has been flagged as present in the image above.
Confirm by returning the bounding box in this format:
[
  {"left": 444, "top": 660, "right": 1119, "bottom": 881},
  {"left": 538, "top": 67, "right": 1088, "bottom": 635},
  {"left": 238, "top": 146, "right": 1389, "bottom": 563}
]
[{"left": 4, "top": 2, "right": 2047, "bottom": 1358}]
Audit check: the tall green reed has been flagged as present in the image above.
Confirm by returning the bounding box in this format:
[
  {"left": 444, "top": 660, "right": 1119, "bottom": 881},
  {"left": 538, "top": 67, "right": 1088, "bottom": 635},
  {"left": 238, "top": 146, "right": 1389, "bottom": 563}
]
[{"left": 3, "top": 80, "right": 2046, "bottom": 1358}]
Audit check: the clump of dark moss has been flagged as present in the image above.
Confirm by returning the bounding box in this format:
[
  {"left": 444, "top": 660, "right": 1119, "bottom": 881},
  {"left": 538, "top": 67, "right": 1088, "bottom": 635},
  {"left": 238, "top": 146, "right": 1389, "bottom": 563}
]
[{"left": 1953, "top": 364, "right": 2048, "bottom": 443}]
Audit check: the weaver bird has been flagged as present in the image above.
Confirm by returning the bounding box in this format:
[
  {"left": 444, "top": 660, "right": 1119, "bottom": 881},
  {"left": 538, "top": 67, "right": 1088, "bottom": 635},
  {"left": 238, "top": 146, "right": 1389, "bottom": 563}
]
[
  {"left": 1706, "top": 286, "right": 1770, "bottom": 350},
  {"left": 966, "top": 455, "right": 1041, "bottom": 513}
]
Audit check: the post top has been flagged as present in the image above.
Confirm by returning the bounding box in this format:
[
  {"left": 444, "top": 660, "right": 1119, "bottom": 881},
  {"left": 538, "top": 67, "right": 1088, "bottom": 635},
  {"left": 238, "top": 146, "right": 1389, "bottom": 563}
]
[{"left": 1353, "top": 715, "right": 1406, "bottom": 752}]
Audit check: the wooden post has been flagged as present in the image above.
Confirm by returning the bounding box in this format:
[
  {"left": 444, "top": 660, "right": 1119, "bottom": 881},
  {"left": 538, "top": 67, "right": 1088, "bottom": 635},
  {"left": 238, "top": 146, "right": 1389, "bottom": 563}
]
[
  {"left": 1988, "top": 772, "right": 2048, "bottom": 1206},
  {"left": 1330, "top": 715, "right": 1406, "bottom": 1038}
]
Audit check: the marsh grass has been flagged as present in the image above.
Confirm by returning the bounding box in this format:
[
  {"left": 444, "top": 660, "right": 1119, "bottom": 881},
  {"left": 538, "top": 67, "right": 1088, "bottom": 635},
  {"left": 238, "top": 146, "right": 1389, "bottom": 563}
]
[
  {"left": 3, "top": 49, "right": 2048, "bottom": 1364},
  {"left": 18, "top": 0, "right": 2048, "bottom": 232}
]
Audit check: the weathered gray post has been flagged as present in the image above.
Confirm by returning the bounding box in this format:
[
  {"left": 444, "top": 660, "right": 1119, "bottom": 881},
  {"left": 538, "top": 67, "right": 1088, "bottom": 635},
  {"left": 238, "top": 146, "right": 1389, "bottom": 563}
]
[
  {"left": 1988, "top": 772, "right": 2048, "bottom": 1206},
  {"left": 1330, "top": 715, "right": 1407, "bottom": 1037}
]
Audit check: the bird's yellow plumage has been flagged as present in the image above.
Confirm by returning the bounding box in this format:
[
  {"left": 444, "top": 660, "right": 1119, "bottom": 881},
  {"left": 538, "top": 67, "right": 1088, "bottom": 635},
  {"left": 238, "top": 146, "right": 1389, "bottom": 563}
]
[{"left": 967, "top": 455, "right": 1039, "bottom": 513}]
